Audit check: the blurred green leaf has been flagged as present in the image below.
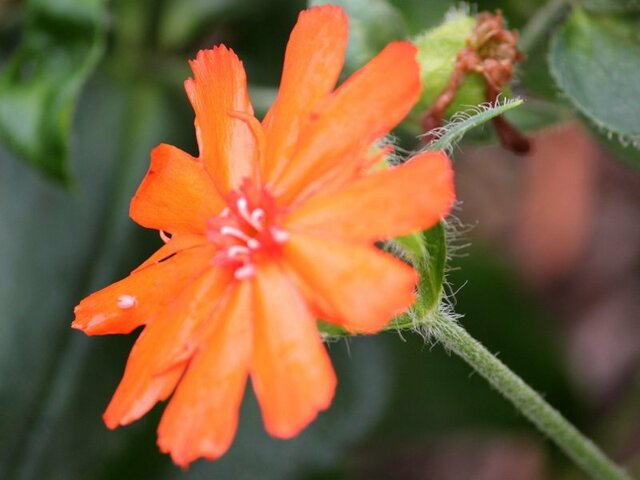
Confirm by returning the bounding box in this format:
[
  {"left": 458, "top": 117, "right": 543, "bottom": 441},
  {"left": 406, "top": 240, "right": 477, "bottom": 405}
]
[
  {"left": 579, "top": 0, "right": 640, "bottom": 12},
  {"left": 0, "top": 0, "right": 107, "bottom": 184},
  {"left": 503, "top": 98, "right": 572, "bottom": 132},
  {"left": 158, "top": 0, "right": 266, "bottom": 50},
  {"left": 309, "top": 0, "right": 407, "bottom": 73},
  {"left": 0, "top": 69, "right": 188, "bottom": 480},
  {"left": 549, "top": 10, "right": 640, "bottom": 151},
  {"left": 591, "top": 127, "right": 640, "bottom": 169},
  {"left": 517, "top": 0, "right": 571, "bottom": 102},
  {"left": 388, "top": 0, "right": 452, "bottom": 35}
]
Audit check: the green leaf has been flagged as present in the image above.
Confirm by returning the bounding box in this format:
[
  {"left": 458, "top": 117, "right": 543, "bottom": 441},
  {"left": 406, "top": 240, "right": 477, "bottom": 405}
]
[
  {"left": 0, "top": 70, "right": 185, "bottom": 479},
  {"left": 425, "top": 98, "right": 525, "bottom": 151},
  {"left": 387, "top": 0, "right": 452, "bottom": 35},
  {"left": 549, "top": 10, "right": 640, "bottom": 148},
  {"left": 158, "top": 0, "right": 274, "bottom": 50},
  {"left": 0, "top": 0, "right": 107, "bottom": 183},
  {"left": 579, "top": 0, "right": 640, "bottom": 13},
  {"left": 309, "top": 0, "right": 407, "bottom": 73},
  {"left": 591, "top": 126, "right": 640, "bottom": 169}
]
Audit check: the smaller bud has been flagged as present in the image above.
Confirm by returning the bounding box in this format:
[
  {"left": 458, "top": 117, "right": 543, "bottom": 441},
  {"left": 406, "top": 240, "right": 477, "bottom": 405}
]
[
  {"left": 413, "top": 13, "right": 486, "bottom": 117},
  {"left": 413, "top": 10, "right": 530, "bottom": 153}
]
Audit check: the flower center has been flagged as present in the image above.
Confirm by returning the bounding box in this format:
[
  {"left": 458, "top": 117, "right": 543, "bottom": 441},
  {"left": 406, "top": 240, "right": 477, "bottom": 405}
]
[{"left": 206, "top": 181, "right": 288, "bottom": 280}]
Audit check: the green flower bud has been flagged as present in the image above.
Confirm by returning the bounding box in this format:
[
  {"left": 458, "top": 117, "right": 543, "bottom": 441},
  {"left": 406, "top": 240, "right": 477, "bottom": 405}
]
[{"left": 413, "top": 14, "right": 486, "bottom": 116}]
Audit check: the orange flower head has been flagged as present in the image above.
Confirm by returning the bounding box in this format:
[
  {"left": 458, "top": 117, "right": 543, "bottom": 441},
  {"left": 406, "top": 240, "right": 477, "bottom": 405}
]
[{"left": 73, "top": 5, "right": 455, "bottom": 467}]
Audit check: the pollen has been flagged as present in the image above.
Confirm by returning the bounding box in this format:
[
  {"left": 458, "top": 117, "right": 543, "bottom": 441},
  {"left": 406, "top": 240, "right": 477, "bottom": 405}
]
[{"left": 117, "top": 295, "right": 137, "bottom": 310}]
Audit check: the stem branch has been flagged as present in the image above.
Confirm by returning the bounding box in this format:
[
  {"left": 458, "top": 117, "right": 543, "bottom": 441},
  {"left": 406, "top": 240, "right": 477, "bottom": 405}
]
[
  {"left": 428, "top": 312, "right": 634, "bottom": 480},
  {"left": 519, "top": 0, "right": 570, "bottom": 53}
]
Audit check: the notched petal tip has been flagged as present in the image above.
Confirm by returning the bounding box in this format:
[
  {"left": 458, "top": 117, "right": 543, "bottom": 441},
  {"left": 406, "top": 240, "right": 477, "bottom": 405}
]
[
  {"left": 190, "top": 44, "right": 237, "bottom": 65},
  {"left": 264, "top": 370, "right": 337, "bottom": 439},
  {"left": 188, "top": 45, "right": 247, "bottom": 85},
  {"left": 301, "top": 3, "right": 349, "bottom": 22},
  {"left": 158, "top": 436, "right": 228, "bottom": 469}
]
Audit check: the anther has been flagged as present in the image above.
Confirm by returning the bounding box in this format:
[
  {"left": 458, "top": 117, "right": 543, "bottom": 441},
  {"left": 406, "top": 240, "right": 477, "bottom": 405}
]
[
  {"left": 237, "top": 198, "right": 265, "bottom": 230},
  {"left": 117, "top": 295, "right": 137, "bottom": 310},
  {"left": 271, "top": 227, "right": 290, "bottom": 244},
  {"left": 237, "top": 197, "right": 252, "bottom": 222},
  {"left": 234, "top": 263, "right": 256, "bottom": 280},
  {"left": 250, "top": 208, "right": 265, "bottom": 228}
]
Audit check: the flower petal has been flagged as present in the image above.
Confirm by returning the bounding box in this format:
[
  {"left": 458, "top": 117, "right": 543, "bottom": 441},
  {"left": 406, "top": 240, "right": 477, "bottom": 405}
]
[
  {"left": 273, "top": 41, "right": 422, "bottom": 202},
  {"left": 130, "top": 144, "right": 224, "bottom": 235},
  {"left": 102, "top": 266, "right": 232, "bottom": 429},
  {"left": 262, "top": 5, "right": 348, "bottom": 183},
  {"left": 133, "top": 232, "right": 206, "bottom": 272},
  {"left": 286, "top": 151, "right": 455, "bottom": 243},
  {"left": 186, "top": 46, "right": 257, "bottom": 190},
  {"left": 157, "top": 281, "right": 253, "bottom": 467},
  {"left": 284, "top": 234, "right": 417, "bottom": 333},
  {"left": 251, "top": 261, "right": 336, "bottom": 438},
  {"left": 73, "top": 246, "right": 214, "bottom": 335}
]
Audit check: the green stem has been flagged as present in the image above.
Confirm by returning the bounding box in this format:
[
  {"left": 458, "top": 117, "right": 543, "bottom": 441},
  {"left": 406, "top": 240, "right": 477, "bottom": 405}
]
[
  {"left": 518, "top": 0, "right": 570, "bottom": 53},
  {"left": 428, "top": 312, "right": 634, "bottom": 480}
]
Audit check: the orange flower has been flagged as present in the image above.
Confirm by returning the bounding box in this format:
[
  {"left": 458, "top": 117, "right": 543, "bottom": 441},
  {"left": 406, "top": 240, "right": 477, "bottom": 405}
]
[{"left": 73, "top": 5, "right": 454, "bottom": 467}]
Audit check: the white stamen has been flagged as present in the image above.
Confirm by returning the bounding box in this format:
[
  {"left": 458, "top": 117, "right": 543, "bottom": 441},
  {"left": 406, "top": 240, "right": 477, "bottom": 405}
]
[
  {"left": 237, "top": 197, "right": 252, "bottom": 223},
  {"left": 271, "top": 227, "right": 290, "bottom": 244},
  {"left": 220, "top": 207, "right": 230, "bottom": 217},
  {"left": 247, "top": 238, "right": 260, "bottom": 250},
  {"left": 250, "top": 208, "right": 265, "bottom": 228},
  {"left": 117, "top": 295, "right": 137, "bottom": 310},
  {"left": 159, "top": 230, "right": 171, "bottom": 244},
  {"left": 234, "top": 263, "right": 256, "bottom": 280},
  {"left": 220, "top": 226, "right": 252, "bottom": 243},
  {"left": 237, "top": 197, "right": 265, "bottom": 230},
  {"left": 227, "top": 245, "right": 250, "bottom": 258}
]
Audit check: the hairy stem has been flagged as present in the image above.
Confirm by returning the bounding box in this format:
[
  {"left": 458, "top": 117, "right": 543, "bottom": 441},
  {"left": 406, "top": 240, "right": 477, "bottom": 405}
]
[{"left": 428, "top": 312, "right": 634, "bottom": 480}]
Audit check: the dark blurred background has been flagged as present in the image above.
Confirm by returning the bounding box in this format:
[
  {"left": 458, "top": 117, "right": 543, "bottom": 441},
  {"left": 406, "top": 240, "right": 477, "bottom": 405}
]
[{"left": 1, "top": 0, "right": 639, "bottom": 479}]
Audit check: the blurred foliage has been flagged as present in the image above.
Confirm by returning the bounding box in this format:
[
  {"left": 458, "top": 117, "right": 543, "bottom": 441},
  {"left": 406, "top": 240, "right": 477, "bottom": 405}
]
[
  {"left": 579, "top": 0, "right": 640, "bottom": 12},
  {"left": 1, "top": 0, "right": 639, "bottom": 479},
  {"left": 310, "top": 0, "right": 407, "bottom": 73},
  {"left": 0, "top": 0, "right": 107, "bottom": 183},
  {"left": 549, "top": 9, "right": 640, "bottom": 158}
]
